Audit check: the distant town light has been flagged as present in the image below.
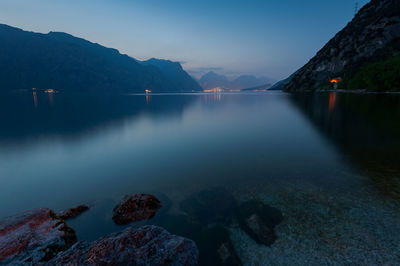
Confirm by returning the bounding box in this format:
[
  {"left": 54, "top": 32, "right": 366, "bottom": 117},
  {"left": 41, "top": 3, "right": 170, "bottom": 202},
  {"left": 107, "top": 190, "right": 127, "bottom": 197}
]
[
  {"left": 203, "top": 87, "right": 225, "bottom": 93},
  {"left": 44, "top": 89, "right": 55, "bottom": 93},
  {"left": 145, "top": 89, "right": 152, "bottom": 94}
]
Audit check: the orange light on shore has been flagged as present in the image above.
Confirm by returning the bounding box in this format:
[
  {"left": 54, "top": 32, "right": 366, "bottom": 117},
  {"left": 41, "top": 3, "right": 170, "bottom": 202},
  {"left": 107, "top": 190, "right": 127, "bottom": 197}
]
[
  {"left": 145, "top": 89, "right": 151, "bottom": 94},
  {"left": 330, "top": 78, "right": 342, "bottom": 84},
  {"left": 44, "top": 89, "right": 55, "bottom": 93}
]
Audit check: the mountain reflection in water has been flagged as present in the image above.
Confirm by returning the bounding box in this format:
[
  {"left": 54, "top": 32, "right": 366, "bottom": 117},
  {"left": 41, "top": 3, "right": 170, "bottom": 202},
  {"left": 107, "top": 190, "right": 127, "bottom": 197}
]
[{"left": 289, "top": 92, "right": 400, "bottom": 198}]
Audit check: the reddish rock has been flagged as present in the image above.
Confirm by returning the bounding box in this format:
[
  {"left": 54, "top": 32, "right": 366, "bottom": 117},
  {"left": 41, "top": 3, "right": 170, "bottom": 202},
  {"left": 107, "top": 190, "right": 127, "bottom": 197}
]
[
  {"left": 0, "top": 208, "right": 77, "bottom": 264},
  {"left": 58, "top": 205, "right": 90, "bottom": 220},
  {"left": 112, "top": 194, "right": 161, "bottom": 225},
  {"left": 49, "top": 225, "right": 199, "bottom": 266}
]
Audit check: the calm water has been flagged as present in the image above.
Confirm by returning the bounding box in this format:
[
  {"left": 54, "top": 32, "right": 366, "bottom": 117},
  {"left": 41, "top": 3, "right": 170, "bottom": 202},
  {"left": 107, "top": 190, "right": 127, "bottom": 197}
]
[{"left": 1, "top": 91, "right": 399, "bottom": 264}]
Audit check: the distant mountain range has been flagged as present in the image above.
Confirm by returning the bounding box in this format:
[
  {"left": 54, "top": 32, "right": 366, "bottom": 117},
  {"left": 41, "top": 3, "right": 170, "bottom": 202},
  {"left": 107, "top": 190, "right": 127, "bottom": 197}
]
[
  {"left": 0, "top": 24, "right": 202, "bottom": 93},
  {"left": 283, "top": 0, "right": 400, "bottom": 92},
  {"left": 199, "top": 71, "right": 274, "bottom": 90},
  {"left": 241, "top": 83, "right": 272, "bottom": 91}
]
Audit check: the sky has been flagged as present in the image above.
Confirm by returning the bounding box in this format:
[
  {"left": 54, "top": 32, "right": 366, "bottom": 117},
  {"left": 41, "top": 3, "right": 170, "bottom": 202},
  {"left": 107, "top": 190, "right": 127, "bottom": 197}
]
[{"left": 0, "top": 0, "right": 369, "bottom": 80}]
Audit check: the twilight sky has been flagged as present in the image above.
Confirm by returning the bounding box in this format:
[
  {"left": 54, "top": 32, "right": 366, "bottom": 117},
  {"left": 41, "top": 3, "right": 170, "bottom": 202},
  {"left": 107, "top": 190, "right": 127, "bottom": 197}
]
[{"left": 0, "top": 0, "right": 369, "bottom": 80}]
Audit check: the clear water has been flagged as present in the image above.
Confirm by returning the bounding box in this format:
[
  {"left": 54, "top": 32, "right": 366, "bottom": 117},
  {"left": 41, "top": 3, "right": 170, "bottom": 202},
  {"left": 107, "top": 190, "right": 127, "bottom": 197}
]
[{"left": 1, "top": 91, "right": 399, "bottom": 264}]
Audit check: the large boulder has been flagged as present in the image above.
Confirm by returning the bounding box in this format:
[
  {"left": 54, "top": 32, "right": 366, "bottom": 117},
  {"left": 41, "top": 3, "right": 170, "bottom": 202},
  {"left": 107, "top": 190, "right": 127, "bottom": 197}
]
[
  {"left": 0, "top": 208, "right": 77, "bottom": 264},
  {"left": 238, "top": 200, "right": 283, "bottom": 246},
  {"left": 49, "top": 225, "right": 199, "bottom": 266},
  {"left": 112, "top": 194, "right": 161, "bottom": 225}
]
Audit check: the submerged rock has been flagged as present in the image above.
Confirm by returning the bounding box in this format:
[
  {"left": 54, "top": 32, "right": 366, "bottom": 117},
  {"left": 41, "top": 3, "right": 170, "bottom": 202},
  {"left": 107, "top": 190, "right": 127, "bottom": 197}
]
[
  {"left": 238, "top": 200, "right": 283, "bottom": 246},
  {"left": 49, "top": 225, "right": 199, "bottom": 266},
  {"left": 152, "top": 212, "right": 241, "bottom": 266},
  {"left": 0, "top": 208, "right": 77, "bottom": 264},
  {"left": 198, "top": 225, "right": 241, "bottom": 266},
  {"left": 180, "top": 187, "right": 238, "bottom": 225},
  {"left": 178, "top": 188, "right": 242, "bottom": 264},
  {"left": 217, "top": 241, "right": 241, "bottom": 266},
  {"left": 112, "top": 194, "right": 161, "bottom": 225},
  {"left": 58, "top": 205, "right": 90, "bottom": 220}
]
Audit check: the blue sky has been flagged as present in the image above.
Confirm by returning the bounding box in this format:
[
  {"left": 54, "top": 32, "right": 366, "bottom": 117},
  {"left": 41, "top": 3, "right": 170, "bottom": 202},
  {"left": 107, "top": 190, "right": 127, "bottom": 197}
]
[{"left": 0, "top": 0, "right": 369, "bottom": 80}]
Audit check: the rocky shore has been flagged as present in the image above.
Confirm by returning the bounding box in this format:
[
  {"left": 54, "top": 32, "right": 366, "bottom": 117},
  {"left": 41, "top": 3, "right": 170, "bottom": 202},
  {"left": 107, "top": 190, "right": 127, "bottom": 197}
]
[
  {"left": 0, "top": 191, "right": 286, "bottom": 265},
  {"left": 0, "top": 195, "right": 199, "bottom": 265}
]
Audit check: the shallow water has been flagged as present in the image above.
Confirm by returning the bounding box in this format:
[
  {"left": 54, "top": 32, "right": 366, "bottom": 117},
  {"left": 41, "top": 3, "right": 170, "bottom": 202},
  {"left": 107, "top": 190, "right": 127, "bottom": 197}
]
[{"left": 0, "top": 91, "right": 399, "bottom": 264}]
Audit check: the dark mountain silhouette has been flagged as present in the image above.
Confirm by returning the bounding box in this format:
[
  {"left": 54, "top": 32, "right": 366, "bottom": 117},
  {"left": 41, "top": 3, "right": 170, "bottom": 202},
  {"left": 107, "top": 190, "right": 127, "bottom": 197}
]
[
  {"left": 199, "top": 71, "right": 273, "bottom": 90},
  {"left": 284, "top": 0, "right": 400, "bottom": 92},
  {"left": 241, "top": 83, "right": 272, "bottom": 91},
  {"left": 0, "top": 24, "right": 202, "bottom": 93},
  {"left": 231, "top": 75, "right": 271, "bottom": 90},
  {"left": 268, "top": 72, "right": 298, "bottom": 91},
  {"left": 142, "top": 58, "right": 202, "bottom": 92}
]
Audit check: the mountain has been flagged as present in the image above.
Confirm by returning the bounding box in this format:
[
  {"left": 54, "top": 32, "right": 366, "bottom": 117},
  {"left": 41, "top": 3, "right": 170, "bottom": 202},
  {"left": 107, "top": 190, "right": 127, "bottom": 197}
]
[
  {"left": 199, "top": 72, "right": 274, "bottom": 90},
  {"left": 198, "top": 72, "right": 230, "bottom": 90},
  {"left": 230, "top": 75, "right": 271, "bottom": 90},
  {"left": 268, "top": 72, "right": 298, "bottom": 91},
  {"left": 142, "top": 58, "right": 202, "bottom": 92},
  {"left": 241, "top": 83, "right": 272, "bottom": 91},
  {"left": 0, "top": 24, "right": 202, "bottom": 93},
  {"left": 284, "top": 0, "right": 400, "bottom": 92}
]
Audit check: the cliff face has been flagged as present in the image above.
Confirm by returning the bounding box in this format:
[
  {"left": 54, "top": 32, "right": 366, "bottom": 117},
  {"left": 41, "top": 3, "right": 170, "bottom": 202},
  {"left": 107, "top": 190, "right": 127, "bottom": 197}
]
[{"left": 284, "top": 0, "right": 400, "bottom": 92}]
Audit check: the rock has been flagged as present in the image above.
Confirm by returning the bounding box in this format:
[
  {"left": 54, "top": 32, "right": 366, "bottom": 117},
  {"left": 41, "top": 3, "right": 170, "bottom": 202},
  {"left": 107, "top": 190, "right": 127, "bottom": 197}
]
[
  {"left": 180, "top": 187, "right": 238, "bottom": 225},
  {"left": 217, "top": 241, "right": 241, "bottom": 266},
  {"left": 151, "top": 211, "right": 241, "bottom": 265},
  {"left": 244, "top": 214, "right": 275, "bottom": 245},
  {"left": 197, "top": 225, "right": 241, "bottom": 266},
  {"left": 238, "top": 200, "right": 283, "bottom": 246},
  {"left": 49, "top": 225, "right": 199, "bottom": 266},
  {"left": 112, "top": 194, "right": 161, "bottom": 225},
  {"left": 0, "top": 208, "right": 77, "bottom": 264},
  {"left": 58, "top": 205, "right": 90, "bottom": 220}
]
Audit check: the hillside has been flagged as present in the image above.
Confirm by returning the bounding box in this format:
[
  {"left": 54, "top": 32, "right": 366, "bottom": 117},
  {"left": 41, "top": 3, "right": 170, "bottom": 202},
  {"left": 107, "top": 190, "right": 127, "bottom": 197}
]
[
  {"left": 284, "top": 0, "right": 400, "bottom": 92},
  {"left": 0, "top": 24, "right": 201, "bottom": 93},
  {"left": 142, "top": 58, "right": 202, "bottom": 92}
]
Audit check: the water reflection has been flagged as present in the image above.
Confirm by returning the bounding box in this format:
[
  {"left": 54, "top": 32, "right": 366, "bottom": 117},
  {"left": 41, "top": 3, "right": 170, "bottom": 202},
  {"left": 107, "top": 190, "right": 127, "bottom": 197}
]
[
  {"left": 328, "top": 92, "right": 336, "bottom": 112},
  {"left": 146, "top": 95, "right": 151, "bottom": 105},
  {"left": 290, "top": 92, "right": 400, "bottom": 198},
  {"left": 1, "top": 91, "right": 399, "bottom": 265},
  {"left": 32, "top": 91, "right": 38, "bottom": 108},
  {"left": 45, "top": 90, "right": 55, "bottom": 106},
  {"left": 202, "top": 93, "right": 222, "bottom": 104},
  {"left": 0, "top": 92, "right": 196, "bottom": 146}
]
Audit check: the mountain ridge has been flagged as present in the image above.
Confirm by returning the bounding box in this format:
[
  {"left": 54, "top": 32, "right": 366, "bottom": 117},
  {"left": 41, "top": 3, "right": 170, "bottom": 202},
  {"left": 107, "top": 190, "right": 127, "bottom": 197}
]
[
  {"left": 284, "top": 0, "right": 400, "bottom": 92},
  {"left": 199, "top": 71, "right": 273, "bottom": 90},
  {"left": 0, "top": 24, "right": 201, "bottom": 93}
]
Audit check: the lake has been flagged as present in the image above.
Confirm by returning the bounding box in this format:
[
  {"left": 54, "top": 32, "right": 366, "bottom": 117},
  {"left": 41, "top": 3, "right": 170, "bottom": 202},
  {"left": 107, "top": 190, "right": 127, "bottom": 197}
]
[{"left": 0, "top": 91, "right": 399, "bottom": 265}]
